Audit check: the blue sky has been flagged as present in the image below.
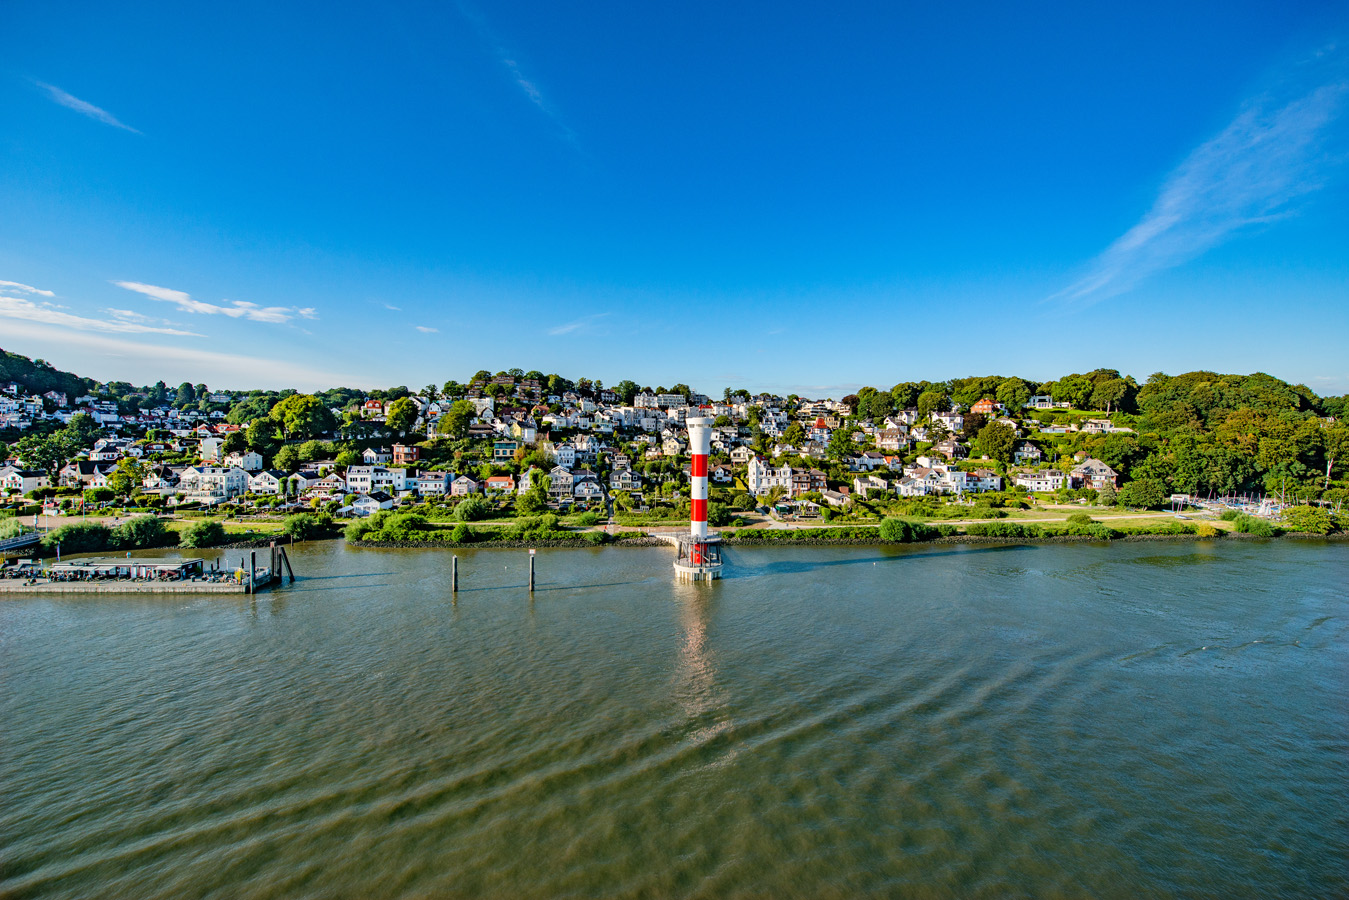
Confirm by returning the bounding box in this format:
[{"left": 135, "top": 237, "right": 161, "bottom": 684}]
[{"left": 2, "top": 1, "right": 1347, "bottom": 396}]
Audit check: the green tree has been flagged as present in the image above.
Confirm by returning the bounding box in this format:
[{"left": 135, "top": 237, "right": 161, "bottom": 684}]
[
  {"left": 828, "top": 428, "right": 856, "bottom": 460},
  {"left": 437, "top": 400, "right": 475, "bottom": 439},
  {"left": 1323, "top": 423, "right": 1349, "bottom": 489},
  {"left": 180, "top": 520, "right": 228, "bottom": 548},
  {"left": 63, "top": 413, "right": 103, "bottom": 451},
  {"left": 1116, "top": 478, "right": 1167, "bottom": 509},
  {"left": 269, "top": 394, "right": 337, "bottom": 441},
  {"left": 222, "top": 431, "right": 249, "bottom": 455},
  {"left": 995, "top": 377, "right": 1033, "bottom": 411},
  {"left": 106, "top": 457, "right": 146, "bottom": 499},
  {"left": 386, "top": 397, "right": 419, "bottom": 436},
  {"left": 454, "top": 495, "right": 491, "bottom": 522},
  {"left": 518, "top": 489, "right": 549, "bottom": 513},
  {"left": 1090, "top": 378, "right": 1128, "bottom": 413},
  {"left": 283, "top": 513, "right": 325, "bottom": 540},
  {"left": 916, "top": 390, "right": 950, "bottom": 422},
  {"left": 274, "top": 445, "right": 301, "bottom": 472},
  {"left": 614, "top": 380, "right": 640, "bottom": 404},
  {"left": 246, "top": 418, "right": 282, "bottom": 459},
  {"left": 175, "top": 382, "right": 196, "bottom": 406},
  {"left": 43, "top": 521, "right": 111, "bottom": 554},
  {"left": 975, "top": 421, "right": 1016, "bottom": 466},
  {"left": 110, "top": 515, "right": 169, "bottom": 549}
]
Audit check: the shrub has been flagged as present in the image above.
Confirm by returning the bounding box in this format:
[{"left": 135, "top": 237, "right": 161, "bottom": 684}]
[
  {"left": 1117, "top": 478, "right": 1167, "bottom": 510},
  {"left": 454, "top": 496, "right": 491, "bottom": 522},
  {"left": 42, "top": 521, "right": 111, "bottom": 554},
  {"left": 584, "top": 531, "right": 607, "bottom": 545},
  {"left": 345, "top": 519, "right": 372, "bottom": 541},
  {"left": 1280, "top": 506, "right": 1334, "bottom": 535},
  {"left": 707, "top": 502, "right": 732, "bottom": 527},
  {"left": 1219, "top": 509, "right": 1240, "bottom": 521},
  {"left": 110, "top": 515, "right": 169, "bottom": 550},
  {"left": 732, "top": 493, "right": 756, "bottom": 510},
  {"left": 878, "top": 517, "right": 939, "bottom": 542},
  {"left": 283, "top": 513, "right": 325, "bottom": 541},
  {"left": 0, "top": 518, "right": 26, "bottom": 540},
  {"left": 179, "top": 520, "right": 228, "bottom": 548},
  {"left": 1066, "top": 512, "right": 1095, "bottom": 526},
  {"left": 378, "top": 512, "right": 431, "bottom": 540},
  {"left": 576, "top": 511, "right": 600, "bottom": 527},
  {"left": 451, "top": 523, "right": 472, "bottom": 543},
  {"left": 513, "top": 514, "right": 564, "bottom": 541},
  {"left": 1196, "top": 523, "right": 1221, "bottom": 538},
  {"left": 1233, "top": 515, "right": 1275, "bottom": 537},
  {"left": 517, "top": 489, "right": 549, "bottom": 514},
  {"left": 964, "top": 521, "right": 1044, "bottom": 538}
]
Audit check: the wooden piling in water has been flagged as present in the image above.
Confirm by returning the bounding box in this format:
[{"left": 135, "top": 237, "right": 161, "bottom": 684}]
[
  {"left": 249, "top": 551, "right": 256, "bottom": 594},
  {"left": 280, "top": 546, "right": 295, "bottom": 584},
  {"left": 451, "top": 555, "right": 458, "bottom": 593},
  {"left": 529, "top": 550, "right": 535, "bottom": 592}
]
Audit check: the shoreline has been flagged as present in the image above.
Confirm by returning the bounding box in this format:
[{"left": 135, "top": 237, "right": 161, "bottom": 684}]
[{"left": 348, "top": 531, "right": 1347, "bottom": 550}]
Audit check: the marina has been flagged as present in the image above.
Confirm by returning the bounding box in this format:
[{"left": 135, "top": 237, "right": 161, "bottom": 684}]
[{"left": 0, "top": 544, "right": 295, "bottom": 594}]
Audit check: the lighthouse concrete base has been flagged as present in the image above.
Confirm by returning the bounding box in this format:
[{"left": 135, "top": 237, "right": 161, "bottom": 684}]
[{"left": 673, "top": 560, "right": 723, "bottom": 582}]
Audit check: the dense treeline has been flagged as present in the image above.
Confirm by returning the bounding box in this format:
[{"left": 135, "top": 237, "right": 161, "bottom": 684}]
[
  {"left": 844, "top": 370, "right": 1348, "bottom": 504},
  {"left": 4, "top": 345, "right": 1347, "bottom": 505},
  {"left": 0, "top": 349, "right": 97, "bottom": 400}
]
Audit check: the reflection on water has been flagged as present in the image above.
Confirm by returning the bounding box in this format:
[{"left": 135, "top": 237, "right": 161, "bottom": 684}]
[
  {"left": 673, "top": 592, "right": 733, "bottom": 753},
  {"left": 1, "top": 540, "right": 1346, "bottom": 900}
]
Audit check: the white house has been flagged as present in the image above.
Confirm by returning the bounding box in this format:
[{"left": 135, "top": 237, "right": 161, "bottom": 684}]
[
  {"left": 224, "top": 450, "right": 264, "bottom": 472},
  {"left": 1015, "top": 470, "right": 1066, "bottom": 492},
  {"left": 199, "top": 436, "right": 224, "bottom": 461},
  {"left": 249, "top": 469, "right": 287, "bottom": 494},
  {"left": 552, "top": 444, "right": 577, "bottom": 469},
  {"left": 852, "top": 474, "right": 888, "bottom": 498},
  {"left": 0, "top": 466, "right": 49, "bottom": 494},
  {"left": 179, "top": 466, "right": 249, "bottom": 503},
  {"left": 747, "top": 457, "right": 793, "bottom": 497},
  {"left": 416, "top": 472, "right": 451, "bottom": 496},
  {"left": 352, "top": 491, "right": 394, "bottom": 516}
]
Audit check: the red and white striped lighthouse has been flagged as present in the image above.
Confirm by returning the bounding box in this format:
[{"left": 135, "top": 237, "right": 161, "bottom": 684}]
[
  {"left": 688, "top": 416, "right": 712, "bottom": 542},
  {"left": 674, "top": 414, "right": 723, "bottom": 580}
]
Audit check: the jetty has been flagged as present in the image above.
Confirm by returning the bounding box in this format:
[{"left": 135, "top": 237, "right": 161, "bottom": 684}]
[{"left": 0, "top": 543, "right": 297, "bottom": 595}]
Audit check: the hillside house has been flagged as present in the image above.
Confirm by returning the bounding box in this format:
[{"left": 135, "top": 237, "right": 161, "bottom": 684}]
[{"left": 1070, "top": 458, "right": 1119, "bottom": 490}]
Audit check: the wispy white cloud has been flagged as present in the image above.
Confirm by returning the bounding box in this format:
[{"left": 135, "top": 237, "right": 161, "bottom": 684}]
[
  {"left": 457, "top": 2, "right": 578, "bottom": 145},
  {"left": 1055, "top": 49, "right": 1348, "bottom": 305},
  {"left": 1, "top": 321, "right": 367, "bottom": 390},
  {"left": 415, "top": 325, "right": 439, "bottom": 333},
  {"left": 0, "top": 280, "right": 55, "bottom": 297},
  {"left": 35, "top": 82, "right": 141, "bottom": 134},
  {"left": 0, "top": 294, "right": 202, "bottom": 336},
  {"left": 547, "top": 312, "right": 609, "bottom": 336},
  {"left": 114, "top": 281, "right": 318, "bottom": 324},
  {"left": 383, "top": 303, "right": 402, "bottom": 311}
]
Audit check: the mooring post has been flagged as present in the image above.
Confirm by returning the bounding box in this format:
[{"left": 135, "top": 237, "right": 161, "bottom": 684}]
[
  {"left": 451, "top": 555, "right": 458, "bottom": 593},
  {"left": 529, "top": 549, "right": 535, "bottom": 592},
  {"left": 281, "top": 546, "right": 295, "bottom": 583},
  {"left": 250, "top": 550, "right": 257, "bottom": 594}
]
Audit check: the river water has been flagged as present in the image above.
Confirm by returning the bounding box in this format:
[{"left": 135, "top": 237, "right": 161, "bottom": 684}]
[{"left": 2, "top": 540, "right": 1346, "bottom": 899}]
